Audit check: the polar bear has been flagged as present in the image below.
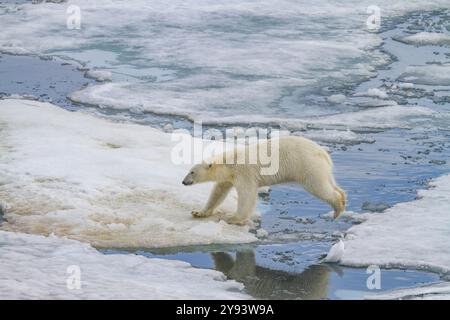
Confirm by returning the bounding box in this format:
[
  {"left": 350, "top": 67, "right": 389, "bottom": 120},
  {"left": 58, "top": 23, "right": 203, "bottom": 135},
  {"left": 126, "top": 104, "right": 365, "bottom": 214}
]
[{"left": 182, "top": 136, "right": 346, "bottom": 225}]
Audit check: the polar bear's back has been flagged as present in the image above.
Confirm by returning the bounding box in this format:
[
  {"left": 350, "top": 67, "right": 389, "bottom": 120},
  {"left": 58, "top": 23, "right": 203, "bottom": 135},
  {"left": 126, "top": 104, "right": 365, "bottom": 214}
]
[
  {"left": 258, "top": 136, "right": 334, "bottom": 185},
  {"left": 278, "top": 136, "right": 331, "bottom": 167}
]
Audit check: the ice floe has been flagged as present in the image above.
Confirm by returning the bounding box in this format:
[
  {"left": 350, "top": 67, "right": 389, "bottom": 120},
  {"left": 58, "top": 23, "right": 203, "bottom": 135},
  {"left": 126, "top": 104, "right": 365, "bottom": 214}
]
[
  {"left": 398, "top": 32, "right": 450, "bottom": 46},
  {"left": 398, "top": 64, "right": 450, "bottom": 86},
  {"left": 85, "top": 69, "right": 112, "bottom": 82},
  {"left": 342, "top": 173, "right": 450, "bottom": 276},
  {"left": 367, "top": 282, "right": 450, "bottom": 300},
  {"left": 0, "top": 230, "right": 250, "bottom": 299},
  {"left": 354, "top": 88, "right": 389, "bottom": 99}
]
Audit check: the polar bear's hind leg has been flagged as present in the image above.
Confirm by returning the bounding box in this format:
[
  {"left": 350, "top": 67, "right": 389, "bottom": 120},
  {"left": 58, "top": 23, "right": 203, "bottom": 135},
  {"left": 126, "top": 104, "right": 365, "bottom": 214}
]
[{"left": 302, "top": 177, "right": 346, "bottom": 219}]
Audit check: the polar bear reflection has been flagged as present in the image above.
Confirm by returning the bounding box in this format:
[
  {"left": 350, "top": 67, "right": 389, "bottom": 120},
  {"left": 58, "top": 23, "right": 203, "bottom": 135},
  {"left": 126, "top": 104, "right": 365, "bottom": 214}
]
[{"left": 212, "top": 250, "right": 335, "bottom": 300}]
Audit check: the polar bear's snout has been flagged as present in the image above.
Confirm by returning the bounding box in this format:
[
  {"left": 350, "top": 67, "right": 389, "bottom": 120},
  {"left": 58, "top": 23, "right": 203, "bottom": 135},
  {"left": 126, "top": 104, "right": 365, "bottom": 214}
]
[
  {"left": 182, "top": 169, "right": 197, "bottom": 185},
  {"left": 182, "top": 174, "right": 194, "bottom": 186},
  {"left": 183, "top": 163, "right": 213, "bottom": 186}
]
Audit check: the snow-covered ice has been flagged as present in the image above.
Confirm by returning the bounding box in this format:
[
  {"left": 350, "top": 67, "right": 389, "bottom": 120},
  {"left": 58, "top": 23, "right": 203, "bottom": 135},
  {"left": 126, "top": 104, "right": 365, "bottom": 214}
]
[
  {"left": 0, "top": 230, "right": 250, "bottom": 299},
  {"left": 367, "top": 282, "right": 450, "bottom": 300},
  {"left": 338, "top": 172, "right": 450, "bottom": 299},
  {"left": 298, "top": 129, "right": 375, "bottom": 145},
  {"left": 85, "top": 69, "right": 112, "bottom": 82},
  {"left": 3, "top": 0, "right": 448, "bottom": 124},
  {"left": 398, "top": 32, "right": 450, "bottom": 46},
  {"left": 342, "top": 173, "right": 450, "bottom": 276},
  {"left": 354, "top": 88, "right": 389, "bottom": 99},
  {"left": 327, "top": 94, "right": 347, "bottom": 104},
  {"left": 399, "top": 64, "right": 450, "bottom": 86},
  {"left": 0, "top": 99, "right": 257, "bottom": 248}
]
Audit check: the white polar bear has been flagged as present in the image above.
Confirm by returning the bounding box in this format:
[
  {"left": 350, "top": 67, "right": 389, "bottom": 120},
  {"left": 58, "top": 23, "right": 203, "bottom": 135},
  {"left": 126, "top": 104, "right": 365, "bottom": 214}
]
[{"left": 182, "top": 136, "right": 346, "bottom": 225}]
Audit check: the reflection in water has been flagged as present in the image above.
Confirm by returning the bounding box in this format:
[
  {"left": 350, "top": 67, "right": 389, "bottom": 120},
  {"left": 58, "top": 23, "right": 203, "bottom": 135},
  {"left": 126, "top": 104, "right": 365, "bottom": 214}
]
[{"left": 212, "top": 250, "right": 337, "bottom": 300}]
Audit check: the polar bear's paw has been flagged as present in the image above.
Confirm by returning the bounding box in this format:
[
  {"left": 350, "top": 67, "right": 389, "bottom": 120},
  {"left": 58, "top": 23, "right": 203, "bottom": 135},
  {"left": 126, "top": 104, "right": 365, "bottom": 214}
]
[
  {"left": 191, "top": 210, "right": 213, "bottom": 218},
  {"left": 224, "top": 216, "right": 248, "bottom": 226}
]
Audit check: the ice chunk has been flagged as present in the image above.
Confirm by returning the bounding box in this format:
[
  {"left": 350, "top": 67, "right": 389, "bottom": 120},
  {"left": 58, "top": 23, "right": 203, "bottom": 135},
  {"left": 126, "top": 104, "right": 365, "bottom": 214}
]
[
  {"left": 0, "top": 230, "right": 250, "bottom": 299},
  {"left": 299, "top": 129, "right": 375, "bottom": 144},
  {"left": 85, "top": 69, "right": 112, "bottom": 82},
  {"left": 327, "top": 94, "right": 346, "bottom": 104},
  {"left": 367, "top": 282, "right": 450, "bottom": 300},
  {"left": 256, "top": 228, "right": 269, "bottom": 238},
  {"left": 398, "top": 32, "right": 450, "bottom": 46},
  {"left": 354, "top": 88, "right": 389, "bottom": 99},
  {"left": 399, "top": 64, "right": 450, "bottom": 86},
  {"left": 342, "top": 173, "right": 450, "bottom": 275}
]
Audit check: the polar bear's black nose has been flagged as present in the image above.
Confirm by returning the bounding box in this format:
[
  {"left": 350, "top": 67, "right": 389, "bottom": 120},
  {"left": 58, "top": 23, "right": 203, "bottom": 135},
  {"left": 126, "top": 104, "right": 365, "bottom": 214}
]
[{"left": 183, "top": 180, "right": 193, "bottom": 186}]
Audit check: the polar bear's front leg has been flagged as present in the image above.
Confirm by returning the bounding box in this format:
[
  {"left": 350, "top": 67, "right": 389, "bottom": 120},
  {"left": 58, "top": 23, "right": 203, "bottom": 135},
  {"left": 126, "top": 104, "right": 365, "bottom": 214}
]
[
  {"left": 192, "top": 182, "right": 233, "bottom": 218},
  {"left": 226, "top": 180, "right": 258, "bottom": 225}
]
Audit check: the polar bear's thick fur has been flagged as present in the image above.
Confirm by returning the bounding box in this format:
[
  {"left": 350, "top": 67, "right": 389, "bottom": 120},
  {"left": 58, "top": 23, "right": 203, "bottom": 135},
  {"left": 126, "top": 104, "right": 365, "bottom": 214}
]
[{"left": 182, "top": 136, "right": 346, "bottom": 225}]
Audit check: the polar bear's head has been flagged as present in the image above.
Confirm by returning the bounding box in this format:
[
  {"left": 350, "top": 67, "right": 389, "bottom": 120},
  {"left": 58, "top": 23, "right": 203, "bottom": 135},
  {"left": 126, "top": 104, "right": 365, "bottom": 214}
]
[{"left": 182, "top": 162, "right": 214, "bottom": 186}]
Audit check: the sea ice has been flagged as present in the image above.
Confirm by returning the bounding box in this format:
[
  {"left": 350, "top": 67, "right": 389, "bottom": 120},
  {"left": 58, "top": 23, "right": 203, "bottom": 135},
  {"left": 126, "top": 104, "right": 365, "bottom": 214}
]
[
  {"left": 0, "top": 230, "right": 250, "bottom": 299},
  {"left": 85, "top": 69, "right": 112, "bottom": 82},
  {"left": 398, "top": 32, "right": 450, "bottom": 46},
  {"left": 399, "top": 64, "right": 450, "bottom": 86},
  {"left": 354, "top": 88, "right": 389, "bottom": 99},
  {"left": 342, "top": 173, "right": 450, "bottom": 276},
  {"left": 367, "top": 282, "right": 450, "bottom": 300}
]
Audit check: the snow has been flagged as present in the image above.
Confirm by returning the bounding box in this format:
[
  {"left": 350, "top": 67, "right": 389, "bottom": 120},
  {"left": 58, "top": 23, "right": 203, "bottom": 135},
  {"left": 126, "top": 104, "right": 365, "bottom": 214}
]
[
  {"left": 327, "top": 94, "right": 347, "bottom": 104},
  {"left": 399, "top": 64, "right": 450, "bottom": 86},
  {"left": 85, "top": 69, "right": 112, "bottom": 82},
  {"left": 398, "top": 32, "right": 450, "bottom": 46},
  {"left": 397, "top": 82, "right": 414, "bottom": 89},
  {"left": 0, "top": 99, "right": 257, "bottom": 248},
  {"left": 367, "top": 282, "right": 450, "bottom": 300},
  {"left": 306, "top": 105, "right": 434, "bottom": 130},
  {"left": 298, "top": 129, "right": 375, "bottom": 144},
  {"left": 341, "top": 173, "right": 450, "bottom": 276},
  {"left": 175, "top": 104, "right": 434, "bottom": 133},
  {"left": 340, "top": 173, "right": 450, "bottom": 299},
  {"left": 256, "top": 228, "right": 269, "bottom": 238},
  {"left": 354, "top": 88, "right": 389, "bottom": 99},
  {"left": 0, "top": 0, "right": 417, "bottom": 122},
  {"left": 0, "top": 230, "right": 250, "bottom": 299}
]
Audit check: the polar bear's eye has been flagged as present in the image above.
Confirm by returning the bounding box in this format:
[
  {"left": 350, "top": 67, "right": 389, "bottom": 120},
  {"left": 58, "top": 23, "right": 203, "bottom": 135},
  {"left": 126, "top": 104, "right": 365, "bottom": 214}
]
[{"left": 190, "top": 171, "right": 194, "bottom": 174}]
